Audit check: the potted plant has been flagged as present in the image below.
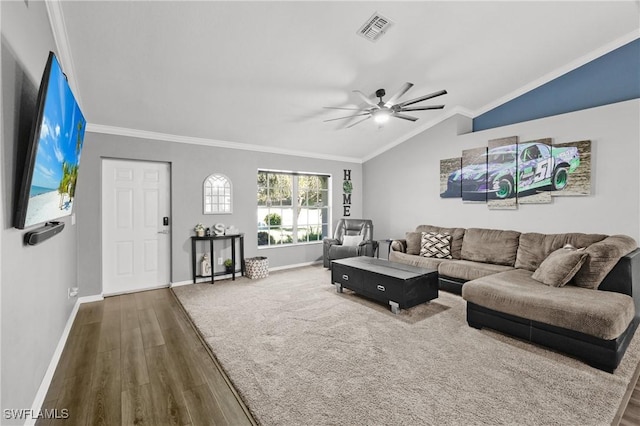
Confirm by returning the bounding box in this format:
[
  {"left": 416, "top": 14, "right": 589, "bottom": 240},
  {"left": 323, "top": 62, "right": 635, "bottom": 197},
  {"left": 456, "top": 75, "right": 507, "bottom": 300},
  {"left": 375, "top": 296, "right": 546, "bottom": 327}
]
[
  {"left": 224, "top": 258, "right": 234, "bottom": 274},
  {"left": 194, "top": 223, "right": 205, "bottom": 237}
]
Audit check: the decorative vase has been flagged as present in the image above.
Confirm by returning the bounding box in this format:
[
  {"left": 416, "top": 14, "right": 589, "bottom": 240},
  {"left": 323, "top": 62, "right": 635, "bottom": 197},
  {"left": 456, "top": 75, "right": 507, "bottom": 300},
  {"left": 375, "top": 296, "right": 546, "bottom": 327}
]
[
  {"left": 201, "top": 254, "right": 211, "bottom": 276},
  {"left": 196, "top": 229, "right": 204, "bottom": 237}
]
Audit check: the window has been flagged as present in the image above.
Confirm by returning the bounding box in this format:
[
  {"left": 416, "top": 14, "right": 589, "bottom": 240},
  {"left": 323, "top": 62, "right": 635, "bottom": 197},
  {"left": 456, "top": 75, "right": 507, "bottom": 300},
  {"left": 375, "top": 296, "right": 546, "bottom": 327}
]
[
  {"left": 257, "top": 170, "right": 330, "bottom": 246},
  {"left": 204, "top": 173, "right": 232, "bottom": 214}
]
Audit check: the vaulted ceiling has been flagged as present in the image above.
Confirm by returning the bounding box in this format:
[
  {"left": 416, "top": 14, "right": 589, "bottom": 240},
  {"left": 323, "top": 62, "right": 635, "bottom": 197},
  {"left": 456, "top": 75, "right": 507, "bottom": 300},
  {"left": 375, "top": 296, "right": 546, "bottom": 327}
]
[{"left": 53, "top": 1, "right": 640, "bottom": 162}]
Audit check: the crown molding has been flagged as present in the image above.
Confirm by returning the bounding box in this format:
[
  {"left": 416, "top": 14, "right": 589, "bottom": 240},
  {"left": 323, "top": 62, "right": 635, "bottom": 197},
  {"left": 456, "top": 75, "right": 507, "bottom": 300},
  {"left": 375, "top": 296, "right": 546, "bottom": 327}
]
[
  {"left": 86, "top": 123, "right": 363, "bottom": 164},
  {"left": 361, "top": 106, "right": 474, "bottom": 163},
  {"left": 45, "top": 0, "right": 83, "bottom": 109},
  {"left": 472, "top": 30, "right": 640, "bottom": 118}
]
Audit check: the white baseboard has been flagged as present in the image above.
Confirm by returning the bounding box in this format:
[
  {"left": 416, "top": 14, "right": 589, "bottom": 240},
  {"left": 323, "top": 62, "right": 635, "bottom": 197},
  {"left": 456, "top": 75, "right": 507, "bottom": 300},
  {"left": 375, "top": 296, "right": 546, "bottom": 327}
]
[
  {"left": 171, "top": 279, "right": 199, "bottom": 287},
  {"left": 78, "top": 294, "right": 104, "bottom": 304},
  {"left": 171, "top": 261, "right": 322, "bottom": 288},
  {"left": 102, "top": 283, "right": 169, "bottom": 297},
  {"left": 27, "top": 294, "right": 103, "bottom": 426},
  {"left": 171, "top": 274, "right": 242, "bottom": 287},
  {"left": 269, "top": 260, "right": 322, "bottom": 272}
]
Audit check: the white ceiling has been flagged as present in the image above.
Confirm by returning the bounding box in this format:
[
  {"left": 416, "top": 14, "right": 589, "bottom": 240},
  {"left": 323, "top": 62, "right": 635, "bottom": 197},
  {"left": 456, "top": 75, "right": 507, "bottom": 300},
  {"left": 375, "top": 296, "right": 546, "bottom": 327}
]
[{"left": 54, "top": 1, "right": 640, "bottom": 163}]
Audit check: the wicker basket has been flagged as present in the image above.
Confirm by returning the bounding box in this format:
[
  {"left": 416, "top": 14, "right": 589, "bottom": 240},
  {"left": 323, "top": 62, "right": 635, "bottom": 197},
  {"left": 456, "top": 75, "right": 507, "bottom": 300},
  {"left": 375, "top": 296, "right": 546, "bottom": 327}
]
[{"left": 245, "top": 256, "right": 269, "bottom": 279}]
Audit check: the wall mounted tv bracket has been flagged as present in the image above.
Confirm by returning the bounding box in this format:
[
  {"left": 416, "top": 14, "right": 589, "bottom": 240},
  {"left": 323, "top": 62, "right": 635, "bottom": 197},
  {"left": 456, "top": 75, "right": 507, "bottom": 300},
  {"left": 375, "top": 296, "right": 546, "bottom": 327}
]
[{"left": 24, "top": 221, "right": 65, "bottom": 246}]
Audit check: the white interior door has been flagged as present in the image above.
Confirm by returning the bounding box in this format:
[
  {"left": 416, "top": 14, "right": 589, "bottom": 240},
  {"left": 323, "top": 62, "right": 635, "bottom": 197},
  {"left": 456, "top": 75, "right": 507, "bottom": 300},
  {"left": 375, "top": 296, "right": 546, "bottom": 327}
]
[{"left": 102, "top": 159, "right": 171, "bottom": 295}]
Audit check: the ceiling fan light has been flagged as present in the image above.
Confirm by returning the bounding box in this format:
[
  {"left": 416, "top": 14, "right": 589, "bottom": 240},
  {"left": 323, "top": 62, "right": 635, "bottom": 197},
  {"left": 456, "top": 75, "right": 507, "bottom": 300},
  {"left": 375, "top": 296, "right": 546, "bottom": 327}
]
[{"left": 372, "top": 109, "right": 391, "bottom": 124}]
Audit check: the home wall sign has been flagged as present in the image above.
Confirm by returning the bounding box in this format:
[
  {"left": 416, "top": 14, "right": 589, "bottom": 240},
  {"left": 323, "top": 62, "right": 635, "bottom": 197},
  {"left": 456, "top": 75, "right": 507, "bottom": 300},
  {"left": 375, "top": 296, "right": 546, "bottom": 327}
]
[
  {"left": 440, "top": 137, "right": 591, "bottom": 210},
  {"left": 343, "top": 169, "right": 352, "bottom": 217}
]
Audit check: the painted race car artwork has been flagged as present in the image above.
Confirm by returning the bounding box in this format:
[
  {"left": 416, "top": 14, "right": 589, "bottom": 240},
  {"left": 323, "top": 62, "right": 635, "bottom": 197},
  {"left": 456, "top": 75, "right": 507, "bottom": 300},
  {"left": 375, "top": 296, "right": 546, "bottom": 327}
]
[
  {"left": 487, "top": 136, "right": 518, "bottom": 209},
  {"left": 441, "top": 141, "right": 581, "bottom": 200}
]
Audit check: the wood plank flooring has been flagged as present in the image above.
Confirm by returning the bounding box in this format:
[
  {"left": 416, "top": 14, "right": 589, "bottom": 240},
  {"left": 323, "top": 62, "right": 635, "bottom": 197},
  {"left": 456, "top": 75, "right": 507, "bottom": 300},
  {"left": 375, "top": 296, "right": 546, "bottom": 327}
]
[
  {"left": 37, "top": 286, "right": 640, "bottom": 425},
  {"left": 620, "top": 378, "right": 640, "bottom": 425},
  {"left": 37, "top": 288, "right": 254, "bottom": 426}
]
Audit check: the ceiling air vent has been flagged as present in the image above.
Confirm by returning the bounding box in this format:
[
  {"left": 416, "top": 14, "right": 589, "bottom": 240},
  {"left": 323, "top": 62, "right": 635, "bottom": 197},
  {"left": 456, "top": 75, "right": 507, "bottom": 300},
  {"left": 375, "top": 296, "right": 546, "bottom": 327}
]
[{"left": 356, "top": 12, "right": 394, "bottom": 42}]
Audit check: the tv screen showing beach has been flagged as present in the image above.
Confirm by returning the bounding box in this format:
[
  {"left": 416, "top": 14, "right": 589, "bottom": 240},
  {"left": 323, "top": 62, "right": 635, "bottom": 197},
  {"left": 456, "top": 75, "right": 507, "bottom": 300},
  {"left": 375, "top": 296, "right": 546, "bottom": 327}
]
[{"left": 23, "top": 55, "right": 86, "bottom": 228}]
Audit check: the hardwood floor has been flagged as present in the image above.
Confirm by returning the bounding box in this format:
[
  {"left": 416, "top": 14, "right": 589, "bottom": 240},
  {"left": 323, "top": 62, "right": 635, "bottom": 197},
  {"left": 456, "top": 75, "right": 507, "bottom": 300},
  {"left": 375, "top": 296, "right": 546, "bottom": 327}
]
[
  {"left": 37, "top": 288, "right": 254, "bottom": 426},
  {"left": 37, "top": 286, "right": 640, "bottom": 425},
  {"left": 620, "top": 377, "right": 640, "bottom": 425}
]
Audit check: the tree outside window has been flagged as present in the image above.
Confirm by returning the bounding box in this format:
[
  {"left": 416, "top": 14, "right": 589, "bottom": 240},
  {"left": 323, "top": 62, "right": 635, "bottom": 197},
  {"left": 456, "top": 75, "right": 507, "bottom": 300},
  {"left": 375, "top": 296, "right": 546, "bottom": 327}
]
[{"left": 257, "top": 171, "right": 330, "bottom": 246}]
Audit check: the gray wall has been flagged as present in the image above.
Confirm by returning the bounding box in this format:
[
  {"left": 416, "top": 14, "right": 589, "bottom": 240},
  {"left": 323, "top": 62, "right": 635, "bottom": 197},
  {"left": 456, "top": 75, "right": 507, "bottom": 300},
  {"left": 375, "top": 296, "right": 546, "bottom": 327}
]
[
  {"left": 75, "top": 132, "right": 362, "bottom": 296},
  {"left": 1, "top": 1, "right": 78, "bottom": 420},
  {"left": 363, "top": 99, "right": 640, "bottom": 243}
]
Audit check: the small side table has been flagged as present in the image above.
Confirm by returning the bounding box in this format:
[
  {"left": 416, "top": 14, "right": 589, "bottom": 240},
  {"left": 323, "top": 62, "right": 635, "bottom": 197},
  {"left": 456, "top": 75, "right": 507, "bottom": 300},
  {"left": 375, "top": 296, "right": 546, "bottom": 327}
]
[
  {"left": 376, "top": 239, "right": 395, "bottom": 259},
  {"left": 191, "top": 234, "right": 245, "bottom": 283}
]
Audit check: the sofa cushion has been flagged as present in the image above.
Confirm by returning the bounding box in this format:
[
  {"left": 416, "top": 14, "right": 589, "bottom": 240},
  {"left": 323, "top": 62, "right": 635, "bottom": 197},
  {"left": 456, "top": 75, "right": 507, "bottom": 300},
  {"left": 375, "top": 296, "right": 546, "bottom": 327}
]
[
  {"left": 420, "top": 232, "right": 452, "bottom": 259},
  {"left": 438, "top": 260, "right": 513, "bottom": 282},
  {"left": 405, "top": 232, "right": 422, "bottom": 255},
  {"left": 573, "top": 235, "right": 638, "bottom": 289},
  {"left": 515, "top": 232, "right": 607, "bottom": 271},
  {"left": 460, "top": 228, "right": 520, "bottom": 266},
  {"left": 462, "top": 269, "right": 635, "bottom": 340},
  {"left": 389, "top": 251, "right": 446, "bottom": 271},
  {"left": 531, "top": 247, "right": 589, "bottom": 287},
  {"left": 328, "top": 245, "right": 359, "bottom": 260},
  {"left": 415, "top": 225, "right": 465, "bottom": 259}
]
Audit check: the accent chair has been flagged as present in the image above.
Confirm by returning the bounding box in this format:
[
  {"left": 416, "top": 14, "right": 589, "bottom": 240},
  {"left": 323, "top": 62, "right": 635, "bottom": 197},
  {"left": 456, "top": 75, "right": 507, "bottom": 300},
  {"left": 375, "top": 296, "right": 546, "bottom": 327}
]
[{"left": 323, "top": 218, "right": 378, "bottom": 268}]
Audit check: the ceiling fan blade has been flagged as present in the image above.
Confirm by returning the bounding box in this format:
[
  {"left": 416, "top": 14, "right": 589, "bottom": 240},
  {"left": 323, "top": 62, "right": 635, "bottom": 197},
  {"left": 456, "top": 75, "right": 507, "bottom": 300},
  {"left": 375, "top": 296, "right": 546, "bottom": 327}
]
[
  {"left": 397, "top": 89, "right": 447, "bottom": 108},
  {"left": 393, "top": 113, "right": 419, "bottom": 122},
  {"left": 400, "top": 105, "right": 445, "bottom": 111},
  {"left": 323, "top": 112, "right": 371, "bottom": 123},
  {"left": 345, "top": 116, "right": 372, "bottom": 129},
  {"left": 353, "top": 90, "right": 378, "bottom": 107},
  {"left": 323, "top": 106, "right": 370, "bottom": 112},
  {"left": 384, "top": 82, "right": 414, "bottom": 107}
]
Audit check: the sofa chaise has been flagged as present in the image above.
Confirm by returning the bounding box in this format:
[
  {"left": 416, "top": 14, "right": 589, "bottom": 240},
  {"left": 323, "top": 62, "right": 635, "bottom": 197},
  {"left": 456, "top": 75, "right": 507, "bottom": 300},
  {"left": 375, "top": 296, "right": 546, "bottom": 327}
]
[{"left": 390, "top": 225, "right": 640, "bottom": 372}]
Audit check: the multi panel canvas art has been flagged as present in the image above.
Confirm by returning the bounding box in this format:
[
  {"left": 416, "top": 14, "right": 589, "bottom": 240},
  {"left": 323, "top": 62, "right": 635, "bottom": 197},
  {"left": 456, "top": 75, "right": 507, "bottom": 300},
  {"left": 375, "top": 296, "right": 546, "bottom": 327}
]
[
  {"left": 439, "top": 137, "right": 591, "bottom": 209},
  {"left": 461, "top": 147, "right": 488, "bottom": 203},
  {"left": 516, "top": 138, "right": 553, "bottom": 204},
  {"left": 552, "top": 140, "right": 591, "bottom": 196},
  {"left": 440, "top": 158, "right": 462, "bottom": 198},
  {"left": 487, "top": 136, "right": 518, "bottom": 210}
]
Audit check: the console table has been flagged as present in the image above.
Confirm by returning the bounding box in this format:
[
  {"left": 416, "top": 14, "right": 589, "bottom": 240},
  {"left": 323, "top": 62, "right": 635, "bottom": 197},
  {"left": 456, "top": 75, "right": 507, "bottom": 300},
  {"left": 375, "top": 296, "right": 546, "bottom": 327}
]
[{"left": 191, "top": 234, "right": 245, "bottom": 283}]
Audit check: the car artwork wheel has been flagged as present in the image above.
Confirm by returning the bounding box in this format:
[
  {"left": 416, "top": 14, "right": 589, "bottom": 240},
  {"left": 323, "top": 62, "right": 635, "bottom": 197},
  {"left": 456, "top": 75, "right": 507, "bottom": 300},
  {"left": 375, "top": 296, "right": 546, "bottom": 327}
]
[
  {"left": 552, "top": 167, "right": 569, "bottom": 190},
  {"left": 495, "top": 177, "right": 514, "bottom": 199}
]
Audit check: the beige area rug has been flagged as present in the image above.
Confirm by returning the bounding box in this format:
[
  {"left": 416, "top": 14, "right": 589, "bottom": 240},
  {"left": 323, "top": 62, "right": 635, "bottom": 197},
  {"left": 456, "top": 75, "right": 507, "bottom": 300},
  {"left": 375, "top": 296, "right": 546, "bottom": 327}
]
[{"left": 173, "top": 265, "right": 640, "bottom": 426}]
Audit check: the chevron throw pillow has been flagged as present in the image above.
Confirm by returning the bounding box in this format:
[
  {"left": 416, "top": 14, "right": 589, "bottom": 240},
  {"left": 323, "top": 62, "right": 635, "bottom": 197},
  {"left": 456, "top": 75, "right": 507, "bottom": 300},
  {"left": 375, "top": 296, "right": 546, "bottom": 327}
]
[{"left": 420, "top": 232, "right": 452, "bottom": 259}]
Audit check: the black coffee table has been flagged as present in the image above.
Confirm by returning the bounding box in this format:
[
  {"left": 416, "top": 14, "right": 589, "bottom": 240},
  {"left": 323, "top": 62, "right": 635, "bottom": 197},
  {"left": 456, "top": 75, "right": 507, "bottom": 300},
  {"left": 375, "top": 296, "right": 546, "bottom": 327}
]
[{"left": 331, "top": 257, "right": 438, "bottom": 314}]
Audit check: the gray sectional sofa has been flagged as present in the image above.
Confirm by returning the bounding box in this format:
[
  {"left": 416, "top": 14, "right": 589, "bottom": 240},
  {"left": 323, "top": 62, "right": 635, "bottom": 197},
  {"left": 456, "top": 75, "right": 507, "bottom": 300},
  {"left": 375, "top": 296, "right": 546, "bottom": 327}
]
[{"left": 390, "top": 225, "right": 640, "bottom": 372}]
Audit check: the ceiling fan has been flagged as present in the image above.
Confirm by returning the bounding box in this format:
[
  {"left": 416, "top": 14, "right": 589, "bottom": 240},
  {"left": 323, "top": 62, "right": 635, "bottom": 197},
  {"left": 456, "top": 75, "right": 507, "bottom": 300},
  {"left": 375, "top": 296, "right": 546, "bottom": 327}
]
[{"left": 324, "top": 82, "right": 447, "bottom": 128}]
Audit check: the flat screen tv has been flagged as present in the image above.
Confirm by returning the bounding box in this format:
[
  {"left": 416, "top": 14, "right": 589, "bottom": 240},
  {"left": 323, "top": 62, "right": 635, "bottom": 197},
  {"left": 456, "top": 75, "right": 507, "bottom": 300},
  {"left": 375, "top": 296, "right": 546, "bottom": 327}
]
[{"left": 14, "top": 52, "right": 86, "bottom": 230}]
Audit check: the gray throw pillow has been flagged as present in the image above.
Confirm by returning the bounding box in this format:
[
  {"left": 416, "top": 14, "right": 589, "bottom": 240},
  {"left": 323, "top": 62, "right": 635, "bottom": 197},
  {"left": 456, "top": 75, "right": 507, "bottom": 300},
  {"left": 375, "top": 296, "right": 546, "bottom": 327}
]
[
  {"left": 405, "top": 232, "right": 422, "bottom": 255},
  {"left": 572, "top": 235, "right": 637, "bottom": 289},
  {"left": 420, "top": 232, "right": 452, "bottom": 259},
  {"left": 531, "top": 247, "right": 589, "bottom": 287}
]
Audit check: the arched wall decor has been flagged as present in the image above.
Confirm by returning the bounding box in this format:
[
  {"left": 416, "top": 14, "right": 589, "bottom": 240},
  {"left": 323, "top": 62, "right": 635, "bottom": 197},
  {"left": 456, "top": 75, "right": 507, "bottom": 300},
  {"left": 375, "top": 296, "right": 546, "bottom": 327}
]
[{"left": 204, "top": 173, "right": 232, "bottom": 214}]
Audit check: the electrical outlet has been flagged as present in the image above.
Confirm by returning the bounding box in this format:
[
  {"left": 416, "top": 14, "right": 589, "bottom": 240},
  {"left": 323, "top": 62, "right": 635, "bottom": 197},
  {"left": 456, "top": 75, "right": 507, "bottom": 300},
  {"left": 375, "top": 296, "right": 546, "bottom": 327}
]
[
  {"left": 218, "top": 257, "right": 223, "bottom": 265},
  {"left": 68, "top": 287, "right": 79, "bottom": 298}
]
